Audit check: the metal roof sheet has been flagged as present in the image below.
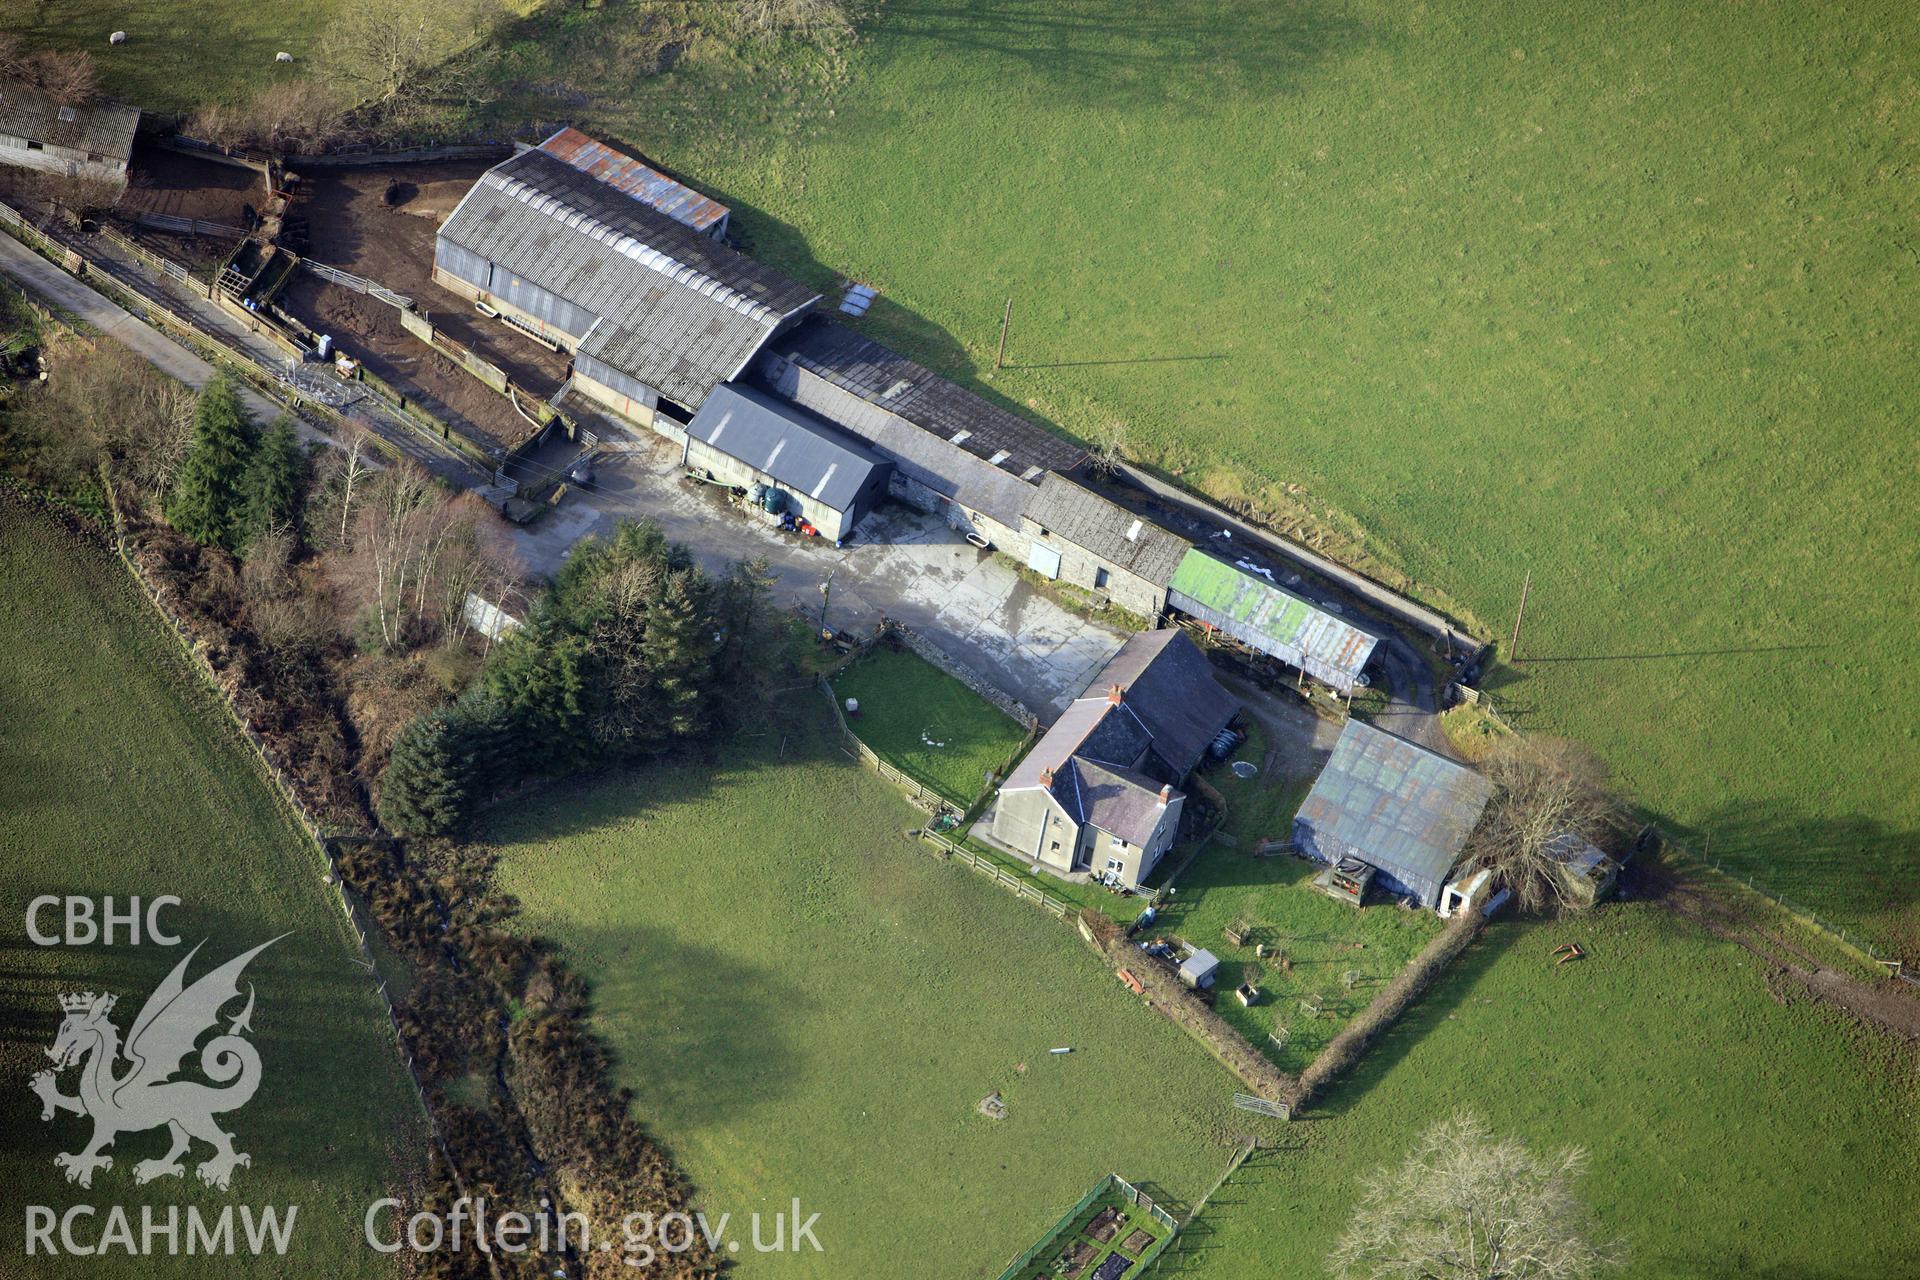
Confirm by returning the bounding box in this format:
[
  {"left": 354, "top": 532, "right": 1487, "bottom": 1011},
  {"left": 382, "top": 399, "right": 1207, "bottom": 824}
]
[
  {"left": 0, "top": 81, "right": 138, "bottom": 158},
  {"left": 770, "top": 319, "right": 1088, "bottom": 475},
  {"left": 1293, "top": 719, "right": 1491, "bottom": 908},
  {"left": 439, "top": 146, "right": 817, "bottom": 406},
  {"left": 686, "top": 384, "right": 888, "bottom": 512},
  {"left": 1024, "top": 474, "right": 1192, "bottom": 586},
  {"left": 536, "top": 127, "right": 729, "bottom": 233},
  {"left": 1169, "top": 549, "right": 1380, "bottom": 692}
]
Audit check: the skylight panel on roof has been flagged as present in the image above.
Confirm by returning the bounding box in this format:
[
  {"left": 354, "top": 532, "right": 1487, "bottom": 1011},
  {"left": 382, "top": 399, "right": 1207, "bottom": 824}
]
[
  {"left": 950, "top": 430, "right": 971, "bottom": 445},
  {"left": 989, "top": 450, "right": 1012, "bottom": 466},
  {"left": 1125, "top": 519, "right": 1144, "bottom": 542},
  {"left": 883, "top": 379, "right": 912, "bottom": 399}
]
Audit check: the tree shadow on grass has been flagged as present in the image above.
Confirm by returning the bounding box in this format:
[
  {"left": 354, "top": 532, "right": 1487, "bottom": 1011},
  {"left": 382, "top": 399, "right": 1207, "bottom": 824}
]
[{"left": 856, "top": 0, "right": 1377, "bottom": 116}]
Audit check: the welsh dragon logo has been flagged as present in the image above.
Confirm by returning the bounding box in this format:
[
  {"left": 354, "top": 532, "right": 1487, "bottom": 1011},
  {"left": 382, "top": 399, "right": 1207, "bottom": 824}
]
[{"left": 30, "top": 937, "right": 283, "bottom": 1191}]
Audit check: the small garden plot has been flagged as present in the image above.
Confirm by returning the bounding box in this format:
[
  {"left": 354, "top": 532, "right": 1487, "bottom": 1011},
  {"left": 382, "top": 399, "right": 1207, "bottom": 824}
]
[
  {"left": 832, "top": 643, "right": 1029, "bottom": 805},
  {"left": 1003, "top": 1181, "right": 1173, "bottom": 1280}
]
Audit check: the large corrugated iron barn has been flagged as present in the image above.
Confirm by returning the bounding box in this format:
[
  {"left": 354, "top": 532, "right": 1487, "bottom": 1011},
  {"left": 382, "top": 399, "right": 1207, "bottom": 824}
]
[
  {"left": 1293, "top": 719, "right": 1492, "bottom": 910},
  {"left": 759, "top": 318, "right": 1086, "bottom": 556},
  {"left": 1168, "top": 549, "right": 1380, "bottom": 693},
  {"left": 683, "top": 383, "right": 892, "bottom": 541},
  {"left": 993, "top": 630, "right": 1240, "bottom": 888},
  {"left": 434, "top": 129, "right": 818, "bottom": 427}
]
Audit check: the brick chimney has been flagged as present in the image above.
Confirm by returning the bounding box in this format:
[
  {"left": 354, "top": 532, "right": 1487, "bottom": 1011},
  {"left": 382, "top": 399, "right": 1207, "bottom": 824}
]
[
  {"left": 1039, "top": 766, "right": 1055, "bottom": 787},
  {"left": 1107, "top": 684, "right": 1125, "bottom": 705},
  {"left": 1157, "top": 784, "right": 1173, "bottom": 808}
]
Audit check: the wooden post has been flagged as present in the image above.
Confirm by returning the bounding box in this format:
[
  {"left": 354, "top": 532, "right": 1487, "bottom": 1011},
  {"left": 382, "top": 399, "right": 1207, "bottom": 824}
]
[
  {"left": 1508, "top": 569, "right": 1531, "bottom": 664},
  {"left": 994, "top": 296, "right": 1012, "bottom": 370}
]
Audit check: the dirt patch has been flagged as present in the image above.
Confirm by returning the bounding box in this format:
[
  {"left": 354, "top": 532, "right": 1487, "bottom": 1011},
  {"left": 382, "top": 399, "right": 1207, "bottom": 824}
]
[
  {"left": 121, "top": 142, "right": 264, "bottom": 226},
  {"left": 1638, "top": 858, "right": 1920, "bottom": 1040},
  {"left": 287, "top": 161, "right": 572, "bottom": 396},
  {"left": 275, "top": 273, "right": 541, "bottom": 458}
]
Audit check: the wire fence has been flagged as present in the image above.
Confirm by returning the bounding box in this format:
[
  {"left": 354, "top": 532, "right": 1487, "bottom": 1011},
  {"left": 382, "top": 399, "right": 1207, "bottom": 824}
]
[{"left": 301, "top": 257, "right": 414, "bottom": 310}]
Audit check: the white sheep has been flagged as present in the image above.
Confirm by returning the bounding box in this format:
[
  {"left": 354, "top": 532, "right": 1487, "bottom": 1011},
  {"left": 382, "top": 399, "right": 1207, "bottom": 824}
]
[
  {"left": 109, "top": 31, "right": 127, "bottom": 45},
  {"left": 276, "top": 51, "right": 294, "bottom": 64}
]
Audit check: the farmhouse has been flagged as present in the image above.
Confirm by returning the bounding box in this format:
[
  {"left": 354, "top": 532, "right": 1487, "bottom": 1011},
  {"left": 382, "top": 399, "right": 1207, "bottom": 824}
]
[
  {"left": 1167, "top": 549, "right": 1380, "bottom": 693},
  {"left": 993, "top": 629, "right": 1239, "bottom": 887},
  {"left": 1019, "top": 473, "right": 1192, "bottom": 620},
  {"left": 433, "top": 129, "right": 818, "bottom": 428},
  {"left": 0, "top": 82, "right": 138, "bottom": 186},
  {"left": 683, "top": 383, "right": 892, "bottom": 542},
  {"left": 1293, "top": 719, "right": 1492, "bottom": 910},
  {"left": 759, "top": 319, "right": 1088, "bottom": 555}
]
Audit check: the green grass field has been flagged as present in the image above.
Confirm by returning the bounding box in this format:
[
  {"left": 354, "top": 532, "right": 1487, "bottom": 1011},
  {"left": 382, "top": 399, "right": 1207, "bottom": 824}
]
[
  {"left": 482, "top": 699, "right": 1247, "bottom": 1278},
  {"left": 518, "top": 0, "right": 1920, "bottom": 950},
  {"left": 831, "top": 644, "right": 1031, "bottom": 805},
  {"left": 0, "top": 0, "right": 345, "bottom": 111},
  {"left": 1159, "top": 900, "right": 1919, "bottom": 1280},
  {"left": 0, "top": 499, "right": 423, "bottom": 1277}
]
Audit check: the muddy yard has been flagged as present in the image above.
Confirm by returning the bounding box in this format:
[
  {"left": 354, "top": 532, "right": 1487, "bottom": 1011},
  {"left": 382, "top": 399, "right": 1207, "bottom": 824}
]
[
  {"left": 121, "top": 141, "right": 265, "bottom": 226},
  {"left": 289, "top": 160, "right": 570, "bottom": 396},
  {"left": 275, "top": 272, "right": 542, "bottom": 458}
]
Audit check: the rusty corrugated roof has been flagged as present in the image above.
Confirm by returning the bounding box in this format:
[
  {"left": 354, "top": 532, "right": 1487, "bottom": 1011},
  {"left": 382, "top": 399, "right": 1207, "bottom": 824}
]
[{"left": 536, "top": 127, "right": 729, "bottom": 233}]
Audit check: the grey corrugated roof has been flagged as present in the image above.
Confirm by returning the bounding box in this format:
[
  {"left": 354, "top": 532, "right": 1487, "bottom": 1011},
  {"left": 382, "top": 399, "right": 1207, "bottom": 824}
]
[
  {"left": 0, "top": 82, "right": 138, "bottom": 159},
  {"left": 772, "top": 319, "right": 1088, "bottom": 475},
  {"left": 687, "top": 384, "right": 888, "bottom": 513},
  {"left": 439, "top": 147, "right": 817, "bottom": 407},
  {"left": 1293, "top": 719, "right": 1492, "bottom": 908},
  {"left": 1025, "top": 473, "right": 1192, "bottom": 586}
]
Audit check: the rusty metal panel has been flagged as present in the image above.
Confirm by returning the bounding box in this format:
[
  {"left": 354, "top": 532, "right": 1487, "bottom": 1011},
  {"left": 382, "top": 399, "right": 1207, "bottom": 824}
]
[{"left": 537, "top": 127, "right": 729, "bottom": 235}]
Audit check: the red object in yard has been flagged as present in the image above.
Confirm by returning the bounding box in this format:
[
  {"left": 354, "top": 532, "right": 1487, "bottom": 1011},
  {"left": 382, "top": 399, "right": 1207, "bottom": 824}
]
[
  {"left": 798, "top": 520, "right": 817, "bottom": 537},
  {"left": 1118, "top": 968, "right": 1146, "bottom": 995}
]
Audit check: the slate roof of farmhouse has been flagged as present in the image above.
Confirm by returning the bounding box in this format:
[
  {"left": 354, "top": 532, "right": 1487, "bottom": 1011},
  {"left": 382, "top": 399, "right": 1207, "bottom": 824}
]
[
  {"left": 1024, "top": 473, "right": 1193, "bottom": 587},
  {"left": 686, "top": 383, "right": 888, "bottom": 513},
  {"left": 1059, "top": 758, "right": 1175, "bottom": 846},
  {"left": 1294, "top": 719, "right": 1492, "bottom": 907},
  {"left": 1004, "top": 630, "right": 1239, "bottom": 798},
  {"left": 0, "top": 81, "right": 138, "bottom": 159},
  {"left": 439, "top": 145, "right": 817, "bottom": 406},
  {"left": 771, "top": 320, "right": 1089, "bottom": 478}
]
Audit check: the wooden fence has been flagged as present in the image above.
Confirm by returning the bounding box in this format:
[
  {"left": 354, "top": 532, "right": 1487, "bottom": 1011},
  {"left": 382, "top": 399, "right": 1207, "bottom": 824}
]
[
  {"left": 919, "top": 829, "right": 1071, "bottom": 919},
  {"left": 131, "top": 211, "right": 249, "bottom": 239}
]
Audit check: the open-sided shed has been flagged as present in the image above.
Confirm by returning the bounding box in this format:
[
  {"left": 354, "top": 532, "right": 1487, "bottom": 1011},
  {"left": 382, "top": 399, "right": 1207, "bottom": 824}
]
[
  {"left": 1293, "top": 719, "right": 1491, "bottom": 909},
  {"left": 1168, "top": 549, "right": 1379, "bottom": 692}
]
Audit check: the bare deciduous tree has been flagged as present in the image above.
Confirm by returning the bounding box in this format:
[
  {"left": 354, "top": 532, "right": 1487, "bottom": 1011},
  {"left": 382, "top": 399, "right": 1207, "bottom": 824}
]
[
  {"left": 1089, "top": 418, "right": 1130, "bottom": 476},
  {"left": 1465, "top": 737, "right": 1625, "bottom": 913},
  {"left": 1330, "top": 1112, "right": 1623, "bottom": 1280},
  {"left": 189, "top": 79, "right": 352, "bottom": 156},
  {"left": 321, "top": 0, "right": 503, "bottom": 123},
  {"left": 724, "top": 0, "right": 852, "bottom": 38},
  {"left": 0, "top": 40, "right": 101, "bottom": 103}
]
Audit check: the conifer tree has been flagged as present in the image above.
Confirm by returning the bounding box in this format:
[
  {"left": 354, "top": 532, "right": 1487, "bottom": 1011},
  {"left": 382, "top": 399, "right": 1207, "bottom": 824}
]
[
  {"left": 165, "top": 375, "right": 259, "bottom": 551},
  {"left": 379, "top": 704, "right": 475, "bottom": 838},
  {"left": 239, "top": 415, "right": 305, "bottom": 553}
]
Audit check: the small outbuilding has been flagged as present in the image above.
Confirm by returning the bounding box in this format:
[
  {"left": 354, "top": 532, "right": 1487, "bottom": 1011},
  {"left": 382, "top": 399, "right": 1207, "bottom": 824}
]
[
  {"left": 683, "top": 383, "right": 892, "bottom": 541},
  {"left": 1178, "top": 949, "right": 1220, "bottom": 990},
  {"left": 0, "top": 81, "right": 139, "bottom": 187}
]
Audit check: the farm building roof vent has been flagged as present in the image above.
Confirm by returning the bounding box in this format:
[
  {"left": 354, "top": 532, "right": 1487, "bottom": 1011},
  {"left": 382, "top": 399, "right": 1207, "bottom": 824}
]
[{"left": 57, "top": 106, "right": 76, "bottom": 123}]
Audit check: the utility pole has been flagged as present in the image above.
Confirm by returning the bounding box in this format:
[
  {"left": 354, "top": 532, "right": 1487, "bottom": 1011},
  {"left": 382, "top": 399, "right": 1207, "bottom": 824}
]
[
  {"left": 1508, "top": 569, "right": 1532, "bottom": 664},
  {"left": 994, "top": 296, "right": 1013, "bottom": 371}
]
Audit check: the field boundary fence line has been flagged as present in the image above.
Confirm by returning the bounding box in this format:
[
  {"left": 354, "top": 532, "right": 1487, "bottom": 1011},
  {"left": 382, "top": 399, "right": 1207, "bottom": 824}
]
[
  {"left": 93, "top": 468, "right": 489, "bottom": 1254},
  {"left": 918, "top": 829, "right": 1071, "bottom": 919},
  {"left": 1665, "top": 839, "right": 1911, "bottom": 980}
]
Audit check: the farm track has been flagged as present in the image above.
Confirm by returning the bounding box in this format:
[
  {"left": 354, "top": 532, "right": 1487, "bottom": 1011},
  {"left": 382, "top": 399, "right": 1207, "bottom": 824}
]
[{"left": 1640, "top": 861, "right": 1920, "bottom": 1040}]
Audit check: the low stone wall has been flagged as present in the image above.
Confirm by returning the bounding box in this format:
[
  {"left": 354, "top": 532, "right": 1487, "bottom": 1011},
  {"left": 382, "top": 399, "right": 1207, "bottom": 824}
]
[{"left": 886, "top": 620, "right": 1040, "bottom": 730}]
